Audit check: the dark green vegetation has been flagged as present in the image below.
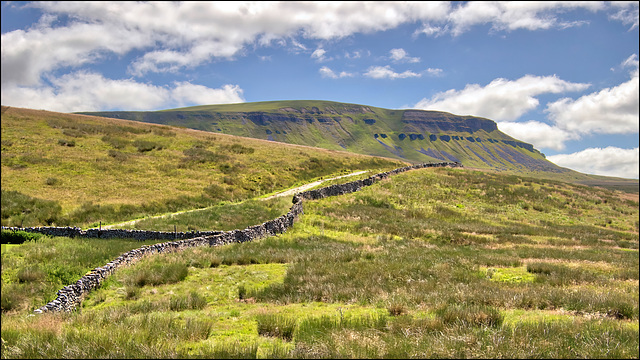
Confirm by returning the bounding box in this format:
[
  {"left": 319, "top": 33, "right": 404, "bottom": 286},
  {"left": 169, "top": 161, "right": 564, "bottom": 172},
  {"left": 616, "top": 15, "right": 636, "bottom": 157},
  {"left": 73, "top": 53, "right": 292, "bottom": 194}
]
[
  {"left": 1, "top": 106, "right": 405, "bottom": 228},
  {"left": 2, "top": 167, "right": 638, "bottom": 358},
  {"left": 79, "top": 100, "right": 639, "bottom": 190}
]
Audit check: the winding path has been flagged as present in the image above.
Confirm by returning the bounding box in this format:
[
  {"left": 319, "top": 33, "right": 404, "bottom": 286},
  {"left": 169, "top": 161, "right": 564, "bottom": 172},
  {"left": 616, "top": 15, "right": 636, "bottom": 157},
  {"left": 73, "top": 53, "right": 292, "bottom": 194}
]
[{"left": 103, "top": 170, "right": 369, "bottom": 229}]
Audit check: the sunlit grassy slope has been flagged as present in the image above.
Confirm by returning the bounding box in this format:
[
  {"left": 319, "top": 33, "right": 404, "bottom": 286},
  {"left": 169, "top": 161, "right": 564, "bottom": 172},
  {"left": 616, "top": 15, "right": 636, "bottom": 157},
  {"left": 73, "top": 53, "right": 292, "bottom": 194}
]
[
  {"left": 1, "top": 106, "right": 406, "bottom": 227},
  {"left": 78, "top": 100, "right": 639, "bottom": 191},
  {"left": 1, "top": 166, "right": 637, "bottom": 358}
]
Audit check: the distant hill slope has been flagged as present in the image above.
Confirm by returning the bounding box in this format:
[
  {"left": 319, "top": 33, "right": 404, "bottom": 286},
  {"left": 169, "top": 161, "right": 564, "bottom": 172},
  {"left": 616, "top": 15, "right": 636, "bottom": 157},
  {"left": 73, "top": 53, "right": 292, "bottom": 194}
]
[
  {"left": 79, "top": 100, "right": 638, "bottom": 190},
  {"left": 0, "top": 106, "right": 405, "bottom": 227}
]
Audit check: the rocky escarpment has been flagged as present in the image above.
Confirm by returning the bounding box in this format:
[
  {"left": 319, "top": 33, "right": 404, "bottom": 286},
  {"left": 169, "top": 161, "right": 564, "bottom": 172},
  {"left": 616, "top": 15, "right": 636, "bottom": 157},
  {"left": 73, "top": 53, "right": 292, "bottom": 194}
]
[
  {"left": 400, "top": 110, "right": 498, "bottom": 133},
  {"left": 78, "top": 100, "right": 561, "bottom": 173},
  {"left": 29, "top": 161, "right": 461, "bottom": 313}
]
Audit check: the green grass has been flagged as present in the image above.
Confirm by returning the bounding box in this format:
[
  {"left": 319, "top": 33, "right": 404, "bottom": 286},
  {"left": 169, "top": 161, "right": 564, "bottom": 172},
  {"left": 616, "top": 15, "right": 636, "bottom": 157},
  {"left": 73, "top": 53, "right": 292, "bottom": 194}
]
[
  {"left": 77, "top": 100, "right": 639, "bottom": 192},
  {"left": 1, "top": 167, "right": 638, "bottom": 358},
  {"left": 1, "top": 106, "right": 405, "bottom": 228}
]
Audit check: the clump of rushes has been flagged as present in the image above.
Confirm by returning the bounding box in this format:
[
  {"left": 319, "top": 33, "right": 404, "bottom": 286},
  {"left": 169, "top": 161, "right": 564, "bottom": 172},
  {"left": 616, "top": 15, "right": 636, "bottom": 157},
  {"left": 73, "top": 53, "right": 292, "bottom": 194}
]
[
  {"left": 124, "top": 255, "right": 188, "bottom": 287},
  {"left": 169, "top": 291, "right": 207, "bottom": 311},
  {"left": 435, "top": 303, "right": 504, "bottom": 327},
  {"left": 256, "top": 313, "right": 297, "bottom": 341}
]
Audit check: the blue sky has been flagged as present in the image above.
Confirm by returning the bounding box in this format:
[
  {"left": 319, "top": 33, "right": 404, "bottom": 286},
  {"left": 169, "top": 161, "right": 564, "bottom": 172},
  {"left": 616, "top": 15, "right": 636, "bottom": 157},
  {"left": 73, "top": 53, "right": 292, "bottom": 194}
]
[{"left": 2, "top": 1, "right": 638, "bottom": 179}]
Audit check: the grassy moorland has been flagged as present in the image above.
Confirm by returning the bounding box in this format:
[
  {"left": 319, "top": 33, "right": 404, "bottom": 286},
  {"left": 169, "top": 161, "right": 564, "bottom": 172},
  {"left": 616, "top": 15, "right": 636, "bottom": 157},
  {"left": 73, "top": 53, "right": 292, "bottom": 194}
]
[
  {"left": 80, "top": 100, "right": 558, "bottom": 174},
  {"left": 80, "top": 100, "right": 639, "bottom": 193},
  {"left": 1, "top": 167, "right": 637, "bottom": 358},
  {"left": 1, "top": 106, "right": 405, "bottom": 228}
]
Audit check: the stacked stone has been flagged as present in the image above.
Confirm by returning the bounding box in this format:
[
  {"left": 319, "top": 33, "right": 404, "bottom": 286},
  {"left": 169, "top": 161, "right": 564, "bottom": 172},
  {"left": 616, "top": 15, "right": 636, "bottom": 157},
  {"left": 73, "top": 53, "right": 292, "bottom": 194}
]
[
  {"left": 1, "top": 226, "right": 223, "bottom": 241},
  {"left": 34, "top": 235, "right": 217, "bottom": 313},
  {"left": 33, "top": 161, "right": 461, "bottom": 313}
]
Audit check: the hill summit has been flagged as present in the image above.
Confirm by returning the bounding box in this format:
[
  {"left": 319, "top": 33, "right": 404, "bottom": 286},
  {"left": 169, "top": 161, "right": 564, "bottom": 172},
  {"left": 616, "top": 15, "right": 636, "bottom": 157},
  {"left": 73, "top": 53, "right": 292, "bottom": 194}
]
[{"left": 79, "top": 100, "right": 564, "bottom": 176}]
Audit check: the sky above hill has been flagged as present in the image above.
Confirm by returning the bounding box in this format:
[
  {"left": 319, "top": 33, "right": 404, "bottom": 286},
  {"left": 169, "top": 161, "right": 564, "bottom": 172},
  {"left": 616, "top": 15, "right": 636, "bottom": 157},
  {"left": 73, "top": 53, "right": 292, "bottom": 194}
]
[{"left": 2, "top": 1, "right": 639, "bottom": 179}]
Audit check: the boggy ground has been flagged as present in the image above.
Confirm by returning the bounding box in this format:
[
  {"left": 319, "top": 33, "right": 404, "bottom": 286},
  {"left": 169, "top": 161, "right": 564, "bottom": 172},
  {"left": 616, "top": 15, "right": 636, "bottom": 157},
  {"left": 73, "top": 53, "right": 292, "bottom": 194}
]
[{"left": 1, "top": 167, "right": 638, "bottom": 358}]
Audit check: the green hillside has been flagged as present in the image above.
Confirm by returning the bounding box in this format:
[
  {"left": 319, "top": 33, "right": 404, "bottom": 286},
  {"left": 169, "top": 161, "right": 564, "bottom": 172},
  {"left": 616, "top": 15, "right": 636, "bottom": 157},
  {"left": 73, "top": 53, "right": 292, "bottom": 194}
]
[
  {"left": 2, "top": 166, "right": 637, "bottom": 358},
  {"left": 79, "top": 100, "right": 639, "bottom": 191},
  {"left": 0, "top": 106, "right": 405, "bottom": 228}
]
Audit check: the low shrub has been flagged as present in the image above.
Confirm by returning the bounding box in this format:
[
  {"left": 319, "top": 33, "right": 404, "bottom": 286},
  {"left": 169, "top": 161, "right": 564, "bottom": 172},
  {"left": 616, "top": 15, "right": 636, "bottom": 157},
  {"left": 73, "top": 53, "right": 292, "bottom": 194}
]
[
  {"left": 107, "top": 149, "right": 129, "bottom": 161},
  {"left": 387, "top": 303, "right": 407, "bottom": 316},
  {"left": 1, "top": 230, "right": 44, "bottom": 244},
  {"left": 101, "top": 135, "right": 129, "bottom": 149},
  {"left": 57, "top": 139, "right": 75, "bottom": 147},
  {"left": 1, "top": 190, "right": 63, "bottom": 227},
  {"left": 45, "top": 177, "right": 59, "bottom": 186},
  {"left": 132, "top": 139, "right": 162, "bottom": 152}
]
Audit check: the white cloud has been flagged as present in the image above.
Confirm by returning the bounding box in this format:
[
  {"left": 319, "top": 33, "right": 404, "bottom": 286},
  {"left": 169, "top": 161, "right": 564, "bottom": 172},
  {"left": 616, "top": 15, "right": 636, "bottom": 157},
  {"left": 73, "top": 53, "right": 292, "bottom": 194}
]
[
  {"left": 0, "top": 72, "right": 244, "bottom": 112},
  {"left": 389, "top": 48, "right": 420, "bottom": 63},
  {"left": 2, "top": 1, "right": 635, "bottom": 87},
  {"left": 364, "top": 65, "right": 421, "bottom": 79},
  {"left": 1, "top": 22, "right": 151, "bottom": 86},
  {"left": 414, "top": 23, "right": 448, "bottom": 37},
  {"left": 319, "top": 66, "right": 353, "bottom": 79},
  {"left": 446, "top": 1, "right": 604, "bottom": 36},
  {"left": 344, "top": 50, "right": 365, "bottom": 59},
  {"left": 311, "top": 48, "right": 332, "bottom": 62},
  {"left": 414, "top": 75, "right": 590, "bottom": 121},
  {"left": 171, "top": 83, "right": 244, "bottom": 107},
  {"left": 545, "top": 67, "right": 639, "bottom": 135},
  {"left": 2, "top": 1, "right": 449, "bottom": 82},
  {"left": 425, "top": 68, "right": 443, "bottom": 76},
  {"left": 311, "top": 48, "right": 326, "bottom": 59},
  {"left": 497, "top": 120, "right": 577, "bottom": 151},
  {"left": 609, "top": 1, "right": 640, "bottom": 30},
  {"left": 621, "top": 53, "right": 639, "bottom": 69},
  {"left": 547, "top": 147, "right": 639, "bottom": 179}
]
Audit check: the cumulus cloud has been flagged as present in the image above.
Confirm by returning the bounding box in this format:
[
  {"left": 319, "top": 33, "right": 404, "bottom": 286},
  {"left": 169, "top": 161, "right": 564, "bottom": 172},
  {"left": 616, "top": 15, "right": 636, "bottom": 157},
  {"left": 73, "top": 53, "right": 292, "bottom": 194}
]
[
  {"left": 0, "top": 72, "right": 244, "bottom": 112},
  {"left": 497, "top": 120, "right": 577, "bottom": 151},
  {"left": 319, "top": 66, "right": 353, "bottom": 79},
  {"left": 1, "top": 22, "right": 151, "bottom": 86},
  {"left": 2, "top": 1, "right": 638, "bottom": 114},
  {"left": 414, "top": 75, "right": 590, "bottom": 121},
  {"left": 2, "top": 1, "right": 450, "bottom": 83},
  {"left": 364, "top": 65, "right": 421, "bottom": 79},
  {"left": 171, "top": 83, "right": 244, "bottom": 107},
  {"left": 2, "top": 1, "right": 635, "bottom": 87},
  {"left": 547, "top": 147, "right": 639, "bottom": 179},
  {"left": 545, "top": 61, "right": 639, "bottom": 135},
  {"left": 389, "top": 48, "right": 420, "bottom": 63}
]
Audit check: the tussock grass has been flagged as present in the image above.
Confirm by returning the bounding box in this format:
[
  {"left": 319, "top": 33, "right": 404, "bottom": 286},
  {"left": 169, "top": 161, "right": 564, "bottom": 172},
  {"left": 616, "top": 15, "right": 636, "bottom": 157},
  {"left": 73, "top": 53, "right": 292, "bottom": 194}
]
[
  {"left": 1, "top": 167, "right": 637, "bottom": 358},
  {"left": 256, "top": 313, "right": 297, "bottom": 341},
  {"left": 435, "top": 303, "right": 504, "bottom": 327},
  {"left": 122, "top": 255, "right": 189, "bottom": 287}
]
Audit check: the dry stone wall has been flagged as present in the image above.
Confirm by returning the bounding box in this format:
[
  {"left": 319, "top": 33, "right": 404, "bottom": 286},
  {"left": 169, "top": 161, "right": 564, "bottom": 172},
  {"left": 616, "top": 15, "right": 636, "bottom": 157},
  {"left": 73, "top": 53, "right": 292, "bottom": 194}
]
[
  {"left": 0, "top": 226, "right": 224, "bottom": 241},
  {"left": 30, "top": 161, "right": 460, "bottom": 313}
]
